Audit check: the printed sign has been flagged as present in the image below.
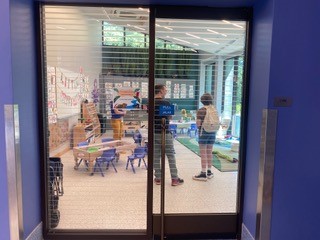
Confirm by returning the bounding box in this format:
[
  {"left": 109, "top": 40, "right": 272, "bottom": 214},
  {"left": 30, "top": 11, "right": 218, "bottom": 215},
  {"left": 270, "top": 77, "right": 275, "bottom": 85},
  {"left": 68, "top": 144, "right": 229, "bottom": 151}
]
[{"left": 159, "top": 105, "right": 175, "bottom": 116}]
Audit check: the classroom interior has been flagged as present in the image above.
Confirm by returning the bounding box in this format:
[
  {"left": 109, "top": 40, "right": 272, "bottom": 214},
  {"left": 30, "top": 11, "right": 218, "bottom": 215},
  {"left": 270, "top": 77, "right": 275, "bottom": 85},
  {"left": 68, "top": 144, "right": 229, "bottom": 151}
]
[{"left": 44, "top": 5, "right": 246, "bottom": 231}]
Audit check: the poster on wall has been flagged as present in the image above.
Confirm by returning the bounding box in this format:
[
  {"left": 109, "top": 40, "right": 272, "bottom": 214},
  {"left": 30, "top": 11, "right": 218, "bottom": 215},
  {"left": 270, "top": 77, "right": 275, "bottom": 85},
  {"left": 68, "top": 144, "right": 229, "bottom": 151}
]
[
  {"left": 180, "top": 84, "right": 187, "bottom": 98},
  {"left": 47, "top": 66, "right": 57, "bottom": 124},
  {"left": 141, "top": 82, "right": 148, "bottom": 98},
  {"left": 166, "top": 81, "right": 172, "bottom": 98},
  {"left": 173, "top": 83, "right": 180, "bottom": 99},
  {"left": 189, "top": 85, "right": 194, "bottom": 98},
  {"left": 113, "top": 87, "right": 141, "bottom": 109},
  {"left": 123, "top": 81, "right": 131, "bottom": 87}
]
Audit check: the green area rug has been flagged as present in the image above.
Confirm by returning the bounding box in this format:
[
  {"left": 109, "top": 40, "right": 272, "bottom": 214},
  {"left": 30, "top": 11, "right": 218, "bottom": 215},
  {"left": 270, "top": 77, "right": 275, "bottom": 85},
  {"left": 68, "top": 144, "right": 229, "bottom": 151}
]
[{"left": 176, "top": 138, "right": 238, "bottom": 172}]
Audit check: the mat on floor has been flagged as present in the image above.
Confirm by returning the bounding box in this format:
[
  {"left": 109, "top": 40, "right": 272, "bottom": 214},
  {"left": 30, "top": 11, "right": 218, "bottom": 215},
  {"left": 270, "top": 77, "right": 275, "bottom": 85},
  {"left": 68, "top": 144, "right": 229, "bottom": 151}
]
[{"left": 176, "top": 138, "right": 238, "bottom": 172}]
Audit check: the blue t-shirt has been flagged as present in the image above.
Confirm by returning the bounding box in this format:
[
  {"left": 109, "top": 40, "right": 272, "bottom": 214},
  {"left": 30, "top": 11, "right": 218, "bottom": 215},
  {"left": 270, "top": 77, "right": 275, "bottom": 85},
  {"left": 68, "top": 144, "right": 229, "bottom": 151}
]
[{"left": 154, "top": 98, "right": 170, "bottom": 134}]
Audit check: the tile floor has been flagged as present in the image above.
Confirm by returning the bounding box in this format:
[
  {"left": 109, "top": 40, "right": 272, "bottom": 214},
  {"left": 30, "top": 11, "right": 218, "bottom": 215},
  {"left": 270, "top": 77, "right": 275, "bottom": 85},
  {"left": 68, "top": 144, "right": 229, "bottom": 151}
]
[{"left": 54, "top": 135, "right": 238, "bottom": 230}]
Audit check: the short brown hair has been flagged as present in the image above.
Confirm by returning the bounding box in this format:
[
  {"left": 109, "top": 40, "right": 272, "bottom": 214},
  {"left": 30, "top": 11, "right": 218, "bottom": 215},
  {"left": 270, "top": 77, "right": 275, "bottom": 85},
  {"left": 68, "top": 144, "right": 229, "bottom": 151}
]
[
  {"left": 155, "top": 84, "right": 166, "bottom": 95},
  {"left": 200, "top": 93, "right": 213, "bottom": 106}
]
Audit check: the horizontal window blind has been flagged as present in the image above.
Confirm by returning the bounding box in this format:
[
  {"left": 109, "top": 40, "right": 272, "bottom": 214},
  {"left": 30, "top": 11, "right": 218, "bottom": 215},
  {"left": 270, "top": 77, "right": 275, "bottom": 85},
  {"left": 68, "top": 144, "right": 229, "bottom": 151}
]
[{"left": 42, "top": 4, "right": 247, "bottom": 233}]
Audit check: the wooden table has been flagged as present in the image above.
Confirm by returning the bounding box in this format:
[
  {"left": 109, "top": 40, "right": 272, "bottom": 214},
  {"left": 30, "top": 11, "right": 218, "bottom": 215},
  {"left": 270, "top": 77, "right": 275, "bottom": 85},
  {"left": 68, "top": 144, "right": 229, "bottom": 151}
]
[{"left": 73, "top": 140, "right": 136, "bottom": 175}]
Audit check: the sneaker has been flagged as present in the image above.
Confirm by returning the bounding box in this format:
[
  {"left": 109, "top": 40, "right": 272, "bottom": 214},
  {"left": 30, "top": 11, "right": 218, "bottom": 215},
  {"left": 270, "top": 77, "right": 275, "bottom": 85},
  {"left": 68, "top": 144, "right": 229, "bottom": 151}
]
[
  {"left": 207, "top": 170, "right": 214, "bottom": 179},
  {"left": 171, "top": 178, "right": 184, "bottom": 186},
  {"left": 192, "top": 172, "right": 207, "bottom": 181},
  {"left": 154, "top": 178, "right": 161, "bottom": 185}
]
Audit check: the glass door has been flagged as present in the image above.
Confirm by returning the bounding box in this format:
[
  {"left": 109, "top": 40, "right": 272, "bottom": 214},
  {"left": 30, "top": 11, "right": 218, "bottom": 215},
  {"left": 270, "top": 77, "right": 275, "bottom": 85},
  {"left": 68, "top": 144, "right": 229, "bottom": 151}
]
[
  {"left": 40, "top": 4, "right": 249, "bottom": 239},
  {"left": 152, "top": 7, "right": 249, "bottom": 238},
  {"left": 41, "top": 5, "right": 152, "bottom": 238}
]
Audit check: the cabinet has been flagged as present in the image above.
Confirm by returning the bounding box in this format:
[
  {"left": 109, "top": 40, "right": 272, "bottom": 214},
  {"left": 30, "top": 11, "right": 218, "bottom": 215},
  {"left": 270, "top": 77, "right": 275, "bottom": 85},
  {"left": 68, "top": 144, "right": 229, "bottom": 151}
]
[
  {"left": 73, "top": 123, "right": 95, "bottom": 147},
  {"left": 123, "top": 110, "right": 148, "bottom": 133},
  {"left": 73, "top": 103, "right": 101, "bottom": 147}
]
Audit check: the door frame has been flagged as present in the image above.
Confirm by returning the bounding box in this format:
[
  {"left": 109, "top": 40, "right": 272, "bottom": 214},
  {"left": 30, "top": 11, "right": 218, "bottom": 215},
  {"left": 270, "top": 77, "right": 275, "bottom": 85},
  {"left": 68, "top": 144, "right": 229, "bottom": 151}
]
[{"left": 37, "top": 3, "right": 252, "bottom": 239}]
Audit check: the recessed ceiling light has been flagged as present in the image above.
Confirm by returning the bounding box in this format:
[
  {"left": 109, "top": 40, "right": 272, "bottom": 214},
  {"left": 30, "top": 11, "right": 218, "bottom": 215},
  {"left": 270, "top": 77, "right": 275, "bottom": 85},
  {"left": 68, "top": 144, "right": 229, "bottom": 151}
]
[
  {"left": 134, "top": 26, "right": 145, "bottom": 31},
  {"left": 186, "top": 33, "right": 200, "bottom": 39},
  {"left": 207, "top": 29, "right": 227, "bottom": 37},
  {"left": 172, "top": 37, "right": 190, "bottom": 44},
  {"left": 203, "top": 38, "right": 219, "bottom": 44},
  {"left": 232, "top": 23, "right": 243, "bottom": 29}
]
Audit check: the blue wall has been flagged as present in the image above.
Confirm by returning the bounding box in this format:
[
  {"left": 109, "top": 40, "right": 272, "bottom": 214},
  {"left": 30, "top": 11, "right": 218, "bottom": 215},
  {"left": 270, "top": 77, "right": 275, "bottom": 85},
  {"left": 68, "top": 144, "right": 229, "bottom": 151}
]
[
  {"left": 243, "top": 0, "right": 274, "bottom": 236},
  {"left": 267, "top": 0, "right": 320, "bottom": 239},
  {"left": 245, "top": 0, "right": 320, "bottom": 239},
  {"left": 10, "top": 0, "right": 41, "bottom": 238},
  {"left": 0, "top": 0, "right": 13, "bottom": 239},
  {"left": 3, "top": 0, "right": 320, "bottom": 239}
]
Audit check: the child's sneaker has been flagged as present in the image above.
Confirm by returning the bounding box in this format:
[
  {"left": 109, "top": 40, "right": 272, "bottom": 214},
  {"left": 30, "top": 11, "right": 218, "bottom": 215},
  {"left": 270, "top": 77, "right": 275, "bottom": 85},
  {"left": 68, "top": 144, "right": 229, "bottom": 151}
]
[
  {"left": 192, "top": 172, "right": 207, "bottom": 181},
  {"left": 154, "top": 178, "right": 161, "bottom": 185},
  {"left": 207, "top": 170, "right": 214, "bottom": 179},
  {"left": 171, "top": 178, "right": 184, "bottom": 186}
]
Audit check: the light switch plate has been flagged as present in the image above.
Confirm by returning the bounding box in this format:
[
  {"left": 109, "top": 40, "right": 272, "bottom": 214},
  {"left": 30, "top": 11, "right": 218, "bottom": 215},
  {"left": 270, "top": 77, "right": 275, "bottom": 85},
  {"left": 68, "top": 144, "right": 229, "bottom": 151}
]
[{"left": 274, "top": 97, "right": 292, "bottom": 107}]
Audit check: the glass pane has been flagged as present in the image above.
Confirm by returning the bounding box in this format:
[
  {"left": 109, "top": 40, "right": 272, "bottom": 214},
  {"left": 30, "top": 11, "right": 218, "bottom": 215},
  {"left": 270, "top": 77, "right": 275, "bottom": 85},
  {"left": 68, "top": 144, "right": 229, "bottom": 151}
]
[
  {"left": 153, "top": 18, "right": 246, "bottom": 214},
  {"left": 43, "top": 5, "right": 149, "bottom": 231}
]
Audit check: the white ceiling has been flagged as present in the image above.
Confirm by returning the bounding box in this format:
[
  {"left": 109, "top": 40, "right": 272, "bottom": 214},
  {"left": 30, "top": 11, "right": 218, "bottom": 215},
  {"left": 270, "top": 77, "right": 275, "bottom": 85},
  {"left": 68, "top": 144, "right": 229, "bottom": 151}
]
[{"left": 100, "top": 7, "right": 246, "bottom": 56}]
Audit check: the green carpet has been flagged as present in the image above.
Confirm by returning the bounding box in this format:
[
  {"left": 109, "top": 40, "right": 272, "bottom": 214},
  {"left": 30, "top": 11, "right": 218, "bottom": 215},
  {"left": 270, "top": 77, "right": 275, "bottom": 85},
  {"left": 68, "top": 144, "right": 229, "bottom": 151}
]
[{"left": 176, "top": 138, "right": 238, "bottom": 172}]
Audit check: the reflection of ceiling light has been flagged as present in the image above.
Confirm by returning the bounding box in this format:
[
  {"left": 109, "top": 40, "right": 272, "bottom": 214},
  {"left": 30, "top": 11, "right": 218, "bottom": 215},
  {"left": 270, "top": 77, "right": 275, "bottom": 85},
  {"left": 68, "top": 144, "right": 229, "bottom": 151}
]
[
  {"left": 56, "top": 26, "right": 66, "bottom": 30},
  {"left": 193, "top": 43, "right": 199, "bottom": 46},
  {"left": 156, "top": 24, "right": 160, "bottom": 27},
  {"left": 191, "top": 49, "right": 198, "bottom": 53},
  {"left": 222, "top": 19, "right": 244, "bottom": 29},
  {"left": 164, "top": 27, "right": 173, "bottom": 30},
  {"left": 186, "top": 33, "right": 200, "bottom": 39},
  {"left": 207, "top": 29, "right": 227, "bottom": 37},
  {"left": 232, "top": 23, "right": 243, "bottom": 28},
  {"left": 172, "top": 37, "right": 190, "bottom": 44},
  {"left": 134, "top": 26, "right": 145, "bottom": 31},
  {"left": 203, "top": 38, "right": 219, "bottom": 44},
  {"left": 138, "top": 7, "right": 149, "bottom": 12}
]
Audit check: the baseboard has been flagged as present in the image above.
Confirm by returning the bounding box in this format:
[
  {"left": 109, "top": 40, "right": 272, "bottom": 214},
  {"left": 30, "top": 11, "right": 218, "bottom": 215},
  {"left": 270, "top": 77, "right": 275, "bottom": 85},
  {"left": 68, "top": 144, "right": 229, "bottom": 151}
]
[
  {"left": 26, "top": 222, "right": 43, "bottom": 240},
  {"left": 242, "top": 223, "right": 254, "bottom": 240}
]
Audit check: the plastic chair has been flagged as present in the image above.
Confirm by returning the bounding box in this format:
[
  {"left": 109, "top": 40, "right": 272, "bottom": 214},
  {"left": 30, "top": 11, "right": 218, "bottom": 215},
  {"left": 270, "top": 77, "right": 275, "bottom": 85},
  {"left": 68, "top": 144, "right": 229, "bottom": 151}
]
[
  {"left": 94, "top": 148, "right": 117, "bottom": 177},
  {"left": 187, "top": 123, "right": 198, "bottom": 137},
  {"left": 168, "top": 124, "right": 177, "bottom": 138},
  {"left": 133, "top": 131, "right": 142, "bottom": 146},
  {"left": 101, "top": 137, "right": 114, "bottom": 143},
  {"left": 75, "top": 141, "right": 89, "bottom": 169},
  {"left": 126, "top": 147, "right": 148, "bottom": 173}
]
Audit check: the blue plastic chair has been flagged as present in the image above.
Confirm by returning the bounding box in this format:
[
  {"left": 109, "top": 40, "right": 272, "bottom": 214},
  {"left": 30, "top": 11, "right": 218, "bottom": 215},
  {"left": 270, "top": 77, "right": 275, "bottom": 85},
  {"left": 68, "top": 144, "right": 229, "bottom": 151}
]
[
  {"left": 133, "top": 131, "right": 142, "bottom": 145},
  {"left": 101, "top": 137, "right": 114, "bottom": 143},
  {"left": 94, "top": 148, "right": 117, "bottom": 177},
  {"left": 126, "top": 147, "right": 148, "bottom": 173},
  {"left": 168, "top": 124, "right": 177, "bottom": 138},
  {"left": 75, "top": 141, "right": 89, "bottom": 170},
  {"left": 187, "top": 123, "right": 198, "bottom": 137}
]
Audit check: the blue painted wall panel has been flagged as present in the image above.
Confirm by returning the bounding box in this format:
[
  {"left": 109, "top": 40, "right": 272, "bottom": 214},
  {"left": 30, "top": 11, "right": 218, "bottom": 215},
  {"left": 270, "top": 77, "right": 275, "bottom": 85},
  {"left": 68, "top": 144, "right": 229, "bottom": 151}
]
[
  {"left": 10, "top": 0, "right": 41, "bottom": 238},
  {"left": 242, "top": 0, "right": 274, "bottom": 237},
  {"left": 268, "top": 0, "right": 320, "bottom": 239},
  {"left": 0, "top": 0, "right": 13, "bottom": 238}
]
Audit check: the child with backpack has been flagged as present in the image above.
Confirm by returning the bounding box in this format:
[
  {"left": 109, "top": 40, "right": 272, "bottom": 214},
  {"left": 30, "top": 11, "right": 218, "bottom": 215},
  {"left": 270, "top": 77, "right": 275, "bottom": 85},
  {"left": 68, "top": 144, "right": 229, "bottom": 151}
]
[{"left": 193, "top": 93, "right": 220, "bottom": 181}]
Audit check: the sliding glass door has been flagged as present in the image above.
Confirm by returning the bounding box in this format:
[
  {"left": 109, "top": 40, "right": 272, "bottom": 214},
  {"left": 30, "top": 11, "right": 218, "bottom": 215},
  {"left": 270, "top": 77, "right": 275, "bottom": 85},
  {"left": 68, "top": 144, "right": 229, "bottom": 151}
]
[
  {"left": 152, "top": 7, "right": 248, "bottom": 238},
  {"left": 40, "top": 4, "right": 249, "bottom": 239}
]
